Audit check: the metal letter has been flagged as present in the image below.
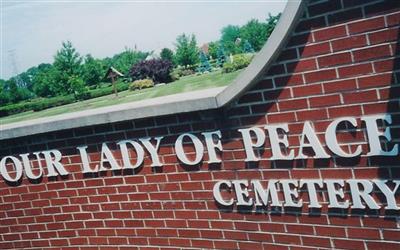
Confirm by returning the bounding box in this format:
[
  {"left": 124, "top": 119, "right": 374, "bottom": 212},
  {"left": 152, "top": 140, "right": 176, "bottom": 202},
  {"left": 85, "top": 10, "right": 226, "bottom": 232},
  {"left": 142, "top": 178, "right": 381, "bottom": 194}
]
[
  {"left": 281, "top": 180, "right": 302, "bottom": 207},
  {"left": 175, "top": 133, "right": 204, "bottom": 165},
  {"left": 325, "top": 179, "right": 349, "bottom": 208},
  {"left": 99, "top": 143, "right": 121, "bottom": 171},
  {"left": 348, "top": 179, "right": 380, "bottom": 209},
  {"left": 213, "top": 180, "right": 234, "bottom": 206},
  {"left": 300, "top": 179, "right": 323, "bottom": 208},
  {"left": 265, "top": 124, "right": 294, "bottom": 160},
  {"left": 374, "top": 180, "right": 400, "bottom": 210},
  {"left": 118, "top": 140, "right": 144, "bottom": 169},
  {"left": 140, "top": 136, "right": 164, "bottom": 167},
  {"left": 238, "top": 127, "right": 265, "bottom": 161},
  {"left": 42, "top": 150, "right": 68, "bottom": 177},
  {"left": 326, "top": 117, "right": 362, "bottom": 158},
  {"left": 0, "top": 156, "right": 23, "bottom": 182},
  {"left": 21, "top": 152, "right": 43, "bottom": 179},
  {"left": 252, "top": 179, "right": 282, "bottom": 207},
  {"left": 362, "top": 114, "right": 398, "bottom": 156},
  {"left": 297, "top": 121, "right": 330, "bottom": 159},
  {"left": 202, "top": 130, "right": 223, "bottom": 164},
  {"left": 232, "top": 180, "right": 253, "bottom": 206}
]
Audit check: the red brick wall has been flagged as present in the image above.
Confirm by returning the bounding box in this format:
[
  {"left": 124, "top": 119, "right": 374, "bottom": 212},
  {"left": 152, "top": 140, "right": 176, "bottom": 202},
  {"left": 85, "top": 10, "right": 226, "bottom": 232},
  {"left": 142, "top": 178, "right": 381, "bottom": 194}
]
[{"left": 1, "top": 0, "right": 399, "bottom": 249}]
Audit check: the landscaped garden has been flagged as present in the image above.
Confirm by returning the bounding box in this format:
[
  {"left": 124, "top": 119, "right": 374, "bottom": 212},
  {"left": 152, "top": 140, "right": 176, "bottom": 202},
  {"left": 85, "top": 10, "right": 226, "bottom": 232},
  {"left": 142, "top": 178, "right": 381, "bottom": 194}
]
[
  {"left": 0, "top": 69, "right": 241, "bottom": 124},
  {"left": 0, "top": 13, "right": 280, "bottom": 123}
]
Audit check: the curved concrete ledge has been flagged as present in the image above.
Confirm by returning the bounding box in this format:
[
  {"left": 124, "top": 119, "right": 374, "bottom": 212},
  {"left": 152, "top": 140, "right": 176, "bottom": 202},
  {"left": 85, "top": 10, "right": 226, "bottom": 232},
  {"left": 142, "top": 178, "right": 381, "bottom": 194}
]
[{"left": 0, "top": 0, "right": 306, "bottom": 140}]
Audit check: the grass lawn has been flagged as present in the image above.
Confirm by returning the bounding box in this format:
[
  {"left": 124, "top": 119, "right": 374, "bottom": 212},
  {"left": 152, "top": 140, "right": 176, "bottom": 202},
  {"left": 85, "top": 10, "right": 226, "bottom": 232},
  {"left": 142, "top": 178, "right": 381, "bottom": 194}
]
[{"left": 1, "top": 69, "right": 242, "bottom": 125}]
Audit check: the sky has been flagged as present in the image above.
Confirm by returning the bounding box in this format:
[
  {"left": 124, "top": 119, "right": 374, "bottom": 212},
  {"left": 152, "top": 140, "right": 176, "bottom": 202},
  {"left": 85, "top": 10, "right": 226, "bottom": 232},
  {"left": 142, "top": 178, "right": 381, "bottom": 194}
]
[{"left": 1, "top": 0, "right": 287, "bottom": 79}]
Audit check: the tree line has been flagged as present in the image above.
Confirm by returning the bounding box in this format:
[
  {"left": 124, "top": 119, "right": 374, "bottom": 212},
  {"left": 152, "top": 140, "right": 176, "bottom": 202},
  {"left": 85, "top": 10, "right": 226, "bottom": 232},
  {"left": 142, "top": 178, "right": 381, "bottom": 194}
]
[{"left": 0, "top": 13, "right": 280, "bottom": 106}]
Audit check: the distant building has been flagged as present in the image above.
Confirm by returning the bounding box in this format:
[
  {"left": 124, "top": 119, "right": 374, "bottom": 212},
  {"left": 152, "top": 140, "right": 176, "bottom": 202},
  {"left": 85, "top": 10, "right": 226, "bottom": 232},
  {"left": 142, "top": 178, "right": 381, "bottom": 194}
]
[
  {"left": 200, "top": 43, "right": 209, "bottom": 55},
  {"left": 145, "top": 50, "right": 161, "bottom": 60}
]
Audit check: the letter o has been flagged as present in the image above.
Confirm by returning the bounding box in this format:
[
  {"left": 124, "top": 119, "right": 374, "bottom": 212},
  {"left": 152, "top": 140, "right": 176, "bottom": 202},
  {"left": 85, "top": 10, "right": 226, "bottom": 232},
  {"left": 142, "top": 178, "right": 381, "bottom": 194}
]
[
  {"left": 0, "top": 156, "right": 23, "bottom": 182},
  {"left": 175, "top": 133, "right": 204, "bottom": 165}
]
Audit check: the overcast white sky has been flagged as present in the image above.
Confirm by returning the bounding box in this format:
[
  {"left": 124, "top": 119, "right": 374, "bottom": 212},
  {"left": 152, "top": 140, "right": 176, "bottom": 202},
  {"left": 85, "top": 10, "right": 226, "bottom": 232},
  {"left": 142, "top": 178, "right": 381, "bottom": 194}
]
[{"left": 1, "top": 0, "right": 287, "bottom": 79}]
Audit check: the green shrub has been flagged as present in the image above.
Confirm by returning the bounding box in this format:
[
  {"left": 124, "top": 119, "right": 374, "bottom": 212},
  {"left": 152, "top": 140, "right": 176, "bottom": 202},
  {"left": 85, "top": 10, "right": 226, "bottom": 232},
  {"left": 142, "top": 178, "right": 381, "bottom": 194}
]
[
  {"left": 0, "top": 82, "right": 131, "bottom": 118},
  {"left": 170, "top": 72, "right": 180, "bottom": 81},
  {"left": 31, "top": 96, "right": 76, "bottom": 111},
  {"left": 222, "top": 53, "right": 253, "bottom": 73},
  {"left": 0, "top": 95, "right": 77, "bottom": 117},
  {"left": 172, "top": 67, "right": 196, "bottom": 78},
  {"left": 129, "top": 79, "right": 154, "bottom": 91}
]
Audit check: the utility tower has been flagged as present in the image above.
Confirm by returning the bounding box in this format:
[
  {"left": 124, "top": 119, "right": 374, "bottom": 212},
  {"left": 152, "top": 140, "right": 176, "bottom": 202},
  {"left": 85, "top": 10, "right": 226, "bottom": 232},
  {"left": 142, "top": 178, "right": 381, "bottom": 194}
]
[{"left": 7, "top": 49, "right": 25, "bottom": 87}]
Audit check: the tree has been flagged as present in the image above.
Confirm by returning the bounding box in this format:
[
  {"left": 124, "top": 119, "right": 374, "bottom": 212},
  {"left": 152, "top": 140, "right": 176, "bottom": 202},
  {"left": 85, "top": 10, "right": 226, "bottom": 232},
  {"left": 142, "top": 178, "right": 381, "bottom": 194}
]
[
  {"left": 2, "top": 78, "right": 32, "bottom": 103},
  {"left": 239, "top": 19, "right": 268, "bottom": 51},
  {"left": 105, "top": 48, "right": 148, "bottom": 75},
  {"left": 0, "top": 79, "right": 10, "bottom": 105},
  {"left": 220, "top": 25, "right": 241, "bottom": 55},
  {"left": 54, "top": 41, "right": 82, "bottom": 77},
  {"left": 68, "top": 75, "right": 88, "bottom": 99},
  {"left": 174, "top": 33, "right": 199, "bottom": 67},
  {"left": 160, "top": 48, "right": 174, "bottom": 63},
  {"left": 53, "top": 41, "right": 83, "bottom": 95},
  {"left": 243, "top": 40, "right": 255, "bottom": 53},
  {"left": 265, "top": 13, "right": 281, "bottom": 39},
  {"left": 32, "top": 65, "right": 61, "bottom": 97},
  {"left": 82, "top": 54, "right": 106, "bottom": 87},
  {"left": 208, "top": 41, "right": 219, "bottom": 60},
  {"left": 197, "top": 51, "right": 211, "bottom": 73},
  {"left": 216, "top": 44, "right": 227, "bottom": 68}
]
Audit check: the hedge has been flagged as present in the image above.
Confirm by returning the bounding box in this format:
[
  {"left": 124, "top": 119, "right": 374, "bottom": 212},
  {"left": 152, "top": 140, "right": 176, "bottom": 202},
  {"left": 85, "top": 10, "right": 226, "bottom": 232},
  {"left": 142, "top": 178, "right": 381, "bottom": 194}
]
[{"left": 0, "top": 82, "right": 130, "bottom": 118}]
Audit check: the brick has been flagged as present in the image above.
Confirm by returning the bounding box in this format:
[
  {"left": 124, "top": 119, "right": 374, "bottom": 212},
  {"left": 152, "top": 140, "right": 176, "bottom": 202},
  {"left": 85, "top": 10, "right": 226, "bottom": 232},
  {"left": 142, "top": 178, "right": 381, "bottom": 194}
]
[
  {"left": 358, "top": 73, "right": 393, "bottom": 88},
  {"left": 353, "top": 45, "right": 392, "bottom": 62},
  {"left": 286, "top": 224, "right": 313, "bottom": 235},
  {"left": 277, "top": 49, "right": 298, "bottom": 62},
  {"left": 343, "top": 89, "right": 378, "bottom": 104},
  {"left": 364, "top": 1, "right": 400, "bottom": 17},
  {"left": 286, "top": 59, "right": 317, "bottom": 73},
  {"left": 295, "top": 16, "right": 326, "bottom": 33},
  {"left": 374, "top": 58, "right": 398, "bottom": 73},
  {"left": 302, "top": 236, "right": 331, "bottom": 248},
  {"left": 334, "top": 239, "right": 365, "bottom": 250},
  {"left": 369, "top": 28, "right": 399, "bottom": 45},
  {"left": 305, "top": 69, "right": 337, "bottom": 83},
  {"left": 297, "top": 109, "right": 328, "bottom": 121},
  {"left": 315, "top": 226, "right": 346, "bottom": 237},
  {"left": 308, "top": 0, "right": 342, "bottom": 16},
  {"left": 348, "top": 17, "right": 385, "bottom": 34},
  {"left": 387, "top": 12, "right": 400, "bottom": 26},
  {"left": 366, "top": 242, "right": 400, "bottom": 250},
  {"left": 292, "top": 84, "right": 322, "bottom": 97},
  {"left": 279, "top": 98, "right": 308, "bottom": 111},
  {"left": 328, "top": 105, "right": 362, "bottom": 118},
  {"left": 338, "top": 63, "right": 373, "bottom": 78},
  {"left": 274, "top": 74, "right": 303, "bottom": 87},
  {"left": 274, "top": 234, "right": 301, "bottom": 245},
  {"left": 267, "top": 112, "right": 296, "bottom": 123},
  {"left": 300, "top": 42, "right": 331, "bottom": 57},
  {"left": 287, "top": 33, "right": 313, "bottom": 47},
  {"left": 238, "top": 92, "right": 263, "bottom": 104},
  {"left": 383, "top": 230, "right": 400, "bottom": 241},
  {"left": 313, "top": 25, "right": 346, "bottom": 42},
  {"left": 348, "top": 228, "right": 381, "bottom": 240},
  {"left": 328, "top": 8, "right": 363, "bottom": 25},
  {"left": 324, "top": 79, "right": 357, "bottom": 93},
  {"left": 309, "top": 94, "right": 341, "bottom": 107},
  {"left": 332, "top": 35, "right": 367, "bottom": 52},
  {"left": 318, "top": 52, "right": 352, "bottom": 67}
]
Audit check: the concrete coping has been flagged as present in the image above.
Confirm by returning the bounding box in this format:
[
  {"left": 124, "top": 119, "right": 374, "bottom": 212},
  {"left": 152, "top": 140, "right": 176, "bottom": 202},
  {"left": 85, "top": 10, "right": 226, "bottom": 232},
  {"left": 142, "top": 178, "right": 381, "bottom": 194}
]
[{"left": 0, "top": 0, "right": 305, "bottom": 141}]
